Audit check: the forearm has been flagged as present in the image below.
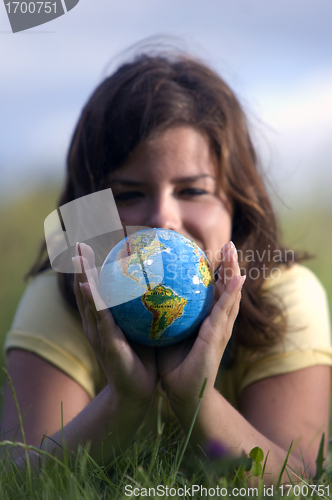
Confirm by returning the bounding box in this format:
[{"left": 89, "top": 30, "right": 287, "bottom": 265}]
[
  {"left": 170, "top": 389, "right": 312, "bottom": 484},
  {"left": 15, "top": 385, "right": 150, "bottom": 470}
]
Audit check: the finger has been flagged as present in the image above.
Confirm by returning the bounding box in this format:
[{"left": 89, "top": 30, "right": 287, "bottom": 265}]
[
  {"left": 80, "top": 286, "right": 99, "bottom": 345},
  {"left": 79, "top": 242, "right": 95, "bottom": 267},
  {"left": 223, "top": 242, "right": 239, "bottom": 274},
  {"left": 220, "top": 241, "right": 230, "bottom": 261},
  {"left": 227, "top": 289, "right": 242, "bottom": 328},
  {"left": 72, "top": 256, "right": 87, "bottom": 319},
  {"left": 214, "top": 271, "right": 243, "bottom": 327},
  {"left": 78, "top": 242, "right": 99, "bottom": 285},
  {"left": 72, "top": 253, "right": 130, "bottom": 362},
  {"left": 214, "top": 243, "right": 230, "bottom": 298},
  {"left": 79, "top": 275, "right": 109, "bottom": 314},
  {"left": 80, "top": 279, "right": 123, "bottom": 340},
  {"left": 209, "top": 274, "right": 245, "bottom": 330},
  {"left": 72, "top": 254, "right": 90, "bottom": 319},
  {"left": 79, "top": 281, "right": 128, "bottom": 351},
  {"left": 215, "top": 263, "right": 226, "bottom": 293},
  {"left": 72, "top": 255, "right": 90, "bottom": 282},
  {"left": 213, "top": 272, "right": 224, "bottom": 306},
  {"left": 222, "top": 242, "right": 240, "bottom": 287},
  {"left": 72, "top": 250, "right": 99, "bottom": 317}
]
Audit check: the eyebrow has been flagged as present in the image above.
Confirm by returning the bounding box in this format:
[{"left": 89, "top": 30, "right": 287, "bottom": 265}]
[{"left": 109, "top": 174, "right": 216, "bottom": 186}]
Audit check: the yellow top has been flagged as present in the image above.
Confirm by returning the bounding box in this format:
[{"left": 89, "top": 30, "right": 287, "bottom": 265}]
[{"left": 4, "top": 264, "right": 332, "bottom": 417}]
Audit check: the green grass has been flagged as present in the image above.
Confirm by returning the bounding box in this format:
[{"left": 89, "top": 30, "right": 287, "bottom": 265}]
[
  {"left": 1, "top": 373, "right": 331, "bottom": 500},
  {"left": 1, "top": 408, "right": 331, "bottom": 499},
  {"left": 0, "top": 188, "right": 332, "bottom": 498}
]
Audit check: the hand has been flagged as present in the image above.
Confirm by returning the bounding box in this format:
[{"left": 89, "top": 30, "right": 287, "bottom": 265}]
[
  {"left": 157, "top": 241, "right": 245, "bottom": 411},
  {"left": 72, "top": 242, "right": 158, "bottom": 409}
]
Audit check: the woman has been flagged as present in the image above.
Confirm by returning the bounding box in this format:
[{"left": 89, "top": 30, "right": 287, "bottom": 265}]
[{"left": 2, "top": 52, "right": 331, "bottom": 482}]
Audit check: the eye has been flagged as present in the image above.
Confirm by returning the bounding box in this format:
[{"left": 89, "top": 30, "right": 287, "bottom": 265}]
[
  {"left": 179, "top": 188, "right": 208, "bottom": 196},
  {"left": 114, "top": 191, "right": 144, "bottom": 203}
]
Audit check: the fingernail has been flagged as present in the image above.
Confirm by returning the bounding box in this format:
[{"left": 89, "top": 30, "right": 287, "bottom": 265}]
[
  {"left": 225, "top": 247, "right": 237, "bottom": 263},
  {"left": 75, "top": 242, "right": 79, "bottom": 257},
  {"left": 228, "top": 241, "right": 237, "bottom": 258},
  {"left": 221, "top": 242, "right": 229, "bottom": 256},
  {"left": 72, "top": 256, "right": 82, "bottom": 273},
  {"left": 241, "top": 275, "right": 246, "bottom": 285}
]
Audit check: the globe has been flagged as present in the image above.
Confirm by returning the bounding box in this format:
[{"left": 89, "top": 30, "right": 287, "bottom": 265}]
[{"left": 98, "top": 228, "right": 215, "bottom": 346}]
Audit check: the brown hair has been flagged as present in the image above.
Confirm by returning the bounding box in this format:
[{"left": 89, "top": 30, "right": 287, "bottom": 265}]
[{"left": 27, "top": 52, "right": 307, "bottom": 352}]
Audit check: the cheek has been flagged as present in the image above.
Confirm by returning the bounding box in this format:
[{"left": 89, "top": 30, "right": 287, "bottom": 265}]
[
  {"left": 201, "top": 205, "right": 232, "bottom": 241},
  {"left": 214, "top": 212, "right": 232, "bottom": 260},
  {"left": 188, "top": 205, "right": 232, "bottom": 266},
  {"left": 116, "top": 204, "right": 146, "bottom": 226}
]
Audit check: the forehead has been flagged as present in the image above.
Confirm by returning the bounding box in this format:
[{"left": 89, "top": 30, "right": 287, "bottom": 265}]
[{"left": 109, "top": 126, "right": 218, "bottom": 182}]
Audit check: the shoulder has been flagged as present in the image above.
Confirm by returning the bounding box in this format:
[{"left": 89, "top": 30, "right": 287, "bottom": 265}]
[
  {"left": 261, "top": 263, "right": 331, "bottom": 350},
  {"left": 10, "top": 268, "right": 81, "bottom": 335},
  {"left": 4, "top": 269, "right": 104, "bottom": 399},
  {"left": 262, "top": 262, "right": 327, "bottom": 299},
  {"left": 234, "top": 264, "right": 332, "bottom": 393}
]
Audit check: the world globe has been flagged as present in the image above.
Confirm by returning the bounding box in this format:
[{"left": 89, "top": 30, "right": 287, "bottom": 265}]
[{"left": 98, "top": 228, "right": 215, "bottom": 346}]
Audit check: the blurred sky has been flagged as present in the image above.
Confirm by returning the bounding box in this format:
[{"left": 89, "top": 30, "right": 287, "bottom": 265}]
[{"left": 1, "top": 0, "right": 332, "bottom": 210}]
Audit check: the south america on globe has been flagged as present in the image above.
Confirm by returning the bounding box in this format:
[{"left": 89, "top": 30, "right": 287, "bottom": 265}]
[{"left": 98, "top": 228, "right": 215, "bottom": 346}]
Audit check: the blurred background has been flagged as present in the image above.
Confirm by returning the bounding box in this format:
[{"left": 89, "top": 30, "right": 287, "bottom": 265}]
[{"left": 1, "top": 0, "right": 332, "bottom": 395}]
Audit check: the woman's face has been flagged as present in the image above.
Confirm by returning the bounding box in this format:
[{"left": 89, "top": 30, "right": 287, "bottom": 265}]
[{"left": 108, "top": 126, "right": 232, "bottom": 271}]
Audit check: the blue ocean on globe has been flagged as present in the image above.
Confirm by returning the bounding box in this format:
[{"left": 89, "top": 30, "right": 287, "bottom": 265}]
[{"left": 98, "top": 228, "right": 215, "bottom": 346}]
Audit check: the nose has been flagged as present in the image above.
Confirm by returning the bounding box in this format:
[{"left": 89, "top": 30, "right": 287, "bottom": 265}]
[{"left": 144, "top": 192, "right": 182, "bottom": 232}]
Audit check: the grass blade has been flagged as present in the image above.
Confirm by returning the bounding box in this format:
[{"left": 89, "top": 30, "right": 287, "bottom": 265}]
[
  {"left": 276, "top": 440, "right": 293, "bottom": 489},
  {"left": 170, "top": 377, "right": 207, "bottom": 485}
]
